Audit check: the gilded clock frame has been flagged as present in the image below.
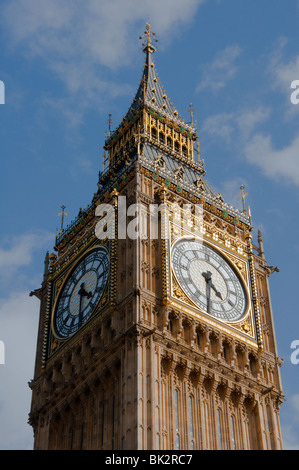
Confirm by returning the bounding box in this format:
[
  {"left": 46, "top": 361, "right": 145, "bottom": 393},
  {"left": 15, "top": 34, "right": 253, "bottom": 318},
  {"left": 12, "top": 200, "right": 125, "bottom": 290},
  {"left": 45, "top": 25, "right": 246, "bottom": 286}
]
[
  {"left": 163, "top": 206, "right": 260, "bottom": 349},
  {"left": 50, "top": 244, "right": 110, "bottom": 341},
  {"left": 42, "top": 238, "right": 113, "bottom": 367}
]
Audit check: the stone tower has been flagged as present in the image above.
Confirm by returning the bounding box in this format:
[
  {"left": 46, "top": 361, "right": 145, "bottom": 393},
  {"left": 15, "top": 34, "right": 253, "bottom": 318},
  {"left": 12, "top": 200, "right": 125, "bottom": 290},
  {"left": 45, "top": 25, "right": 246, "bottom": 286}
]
[{"left": 29, "top": 24, "right": 284, "bottom": 450}]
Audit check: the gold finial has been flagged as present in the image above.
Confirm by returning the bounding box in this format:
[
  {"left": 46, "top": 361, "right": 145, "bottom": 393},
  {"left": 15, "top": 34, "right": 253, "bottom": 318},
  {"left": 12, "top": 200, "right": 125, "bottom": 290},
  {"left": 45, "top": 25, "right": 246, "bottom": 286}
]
[
  {"left": 196, "top": 139, "right": 201, "bottom": 163},
  {"left": 106, "top": 113, "right": 112, "bottom": 137},
  {"left": 238, "top": 185, "right": 248, "bottom": 214},
  {"left": 189, "top": 103, "right": 195, "bottom": 126},
  {"left": 58, "top": 204, "right": 68, "bottom": 232},
  {"left": 248, "top": 206, "right": 252, "bottom": 225},
  {"left": 140, "top": 23, "right": 158, "bottom": 54}
]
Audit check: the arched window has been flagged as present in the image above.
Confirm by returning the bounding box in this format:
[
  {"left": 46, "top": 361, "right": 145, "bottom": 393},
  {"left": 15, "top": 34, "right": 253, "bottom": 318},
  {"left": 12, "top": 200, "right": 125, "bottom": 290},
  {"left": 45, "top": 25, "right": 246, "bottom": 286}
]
[
  {"left": 230, "top": 415, "right": 236, "bottom": 450},
  {"left": 159, "top": 132, "right": 165, "bottom": 144},
  {"left": 217, "top": 409, "right": 222, "bottom": 450},
  {"left": 189, "top": 396, "right": 195, "bottom": 449},
  {"left": 174, "top": 390, "right": 180, "bottom": 449}
]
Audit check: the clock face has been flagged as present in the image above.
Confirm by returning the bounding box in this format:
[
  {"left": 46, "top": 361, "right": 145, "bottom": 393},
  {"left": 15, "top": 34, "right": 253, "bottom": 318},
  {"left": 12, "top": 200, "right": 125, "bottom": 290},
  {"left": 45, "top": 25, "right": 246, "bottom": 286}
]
[
  {"left": 53, "top": 247, "right": 109, "bottom": 339},
  {"left": 171, "top": 238, "right": 248, "bottom": 322}
]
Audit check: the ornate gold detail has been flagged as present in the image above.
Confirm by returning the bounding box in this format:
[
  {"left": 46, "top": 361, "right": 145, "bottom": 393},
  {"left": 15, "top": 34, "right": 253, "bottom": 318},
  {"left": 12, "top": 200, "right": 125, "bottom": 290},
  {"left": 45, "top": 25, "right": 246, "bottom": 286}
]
[
  {"left": 172, "top": 275, "right": 188, "bottom": 302},
  {"left": 240, "top": 320, "right": 252, "bottom": 335},
  {"left": 51, "top": 338, "right": 61, "bottom": 352}
]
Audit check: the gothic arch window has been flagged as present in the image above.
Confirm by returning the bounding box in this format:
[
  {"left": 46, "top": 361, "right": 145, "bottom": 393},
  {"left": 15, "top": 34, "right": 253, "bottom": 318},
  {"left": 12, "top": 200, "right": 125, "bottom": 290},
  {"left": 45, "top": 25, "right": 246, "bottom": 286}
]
[
  {"left": 266, "top": 403, "right": 275, "bottom": 450},
  {"left": 217, "top": 409, "right": 223, "bottom": 450},
  {"left": 222, "top": 340, "right": 232, "bottom": 364},
  {"left": 244, "top": 399, "right": 261, "bottom": 450},
  {"left": 159, "top": 132, "right": 165, "bottom": 144},
  {"left": 230, "top": 415, "right": 236, "bottom": 450},
  {"left": 189, "top": 396, "right": 195, "bottom": 449},
  {"left": 249, "top": 353, "right": 258, "bottom": 376},
  {"left": 174, "top": 389, "right": 180, "bottom": 449},
  {"left": 194, "top": 332, "right": 200, "bottom": 347}
]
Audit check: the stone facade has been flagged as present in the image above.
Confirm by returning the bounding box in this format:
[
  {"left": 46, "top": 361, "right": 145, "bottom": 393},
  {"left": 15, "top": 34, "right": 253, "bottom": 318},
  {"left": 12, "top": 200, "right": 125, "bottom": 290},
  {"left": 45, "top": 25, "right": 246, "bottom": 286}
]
[{"left": 29, "top": 25, "right": 284, "bottom": 450}]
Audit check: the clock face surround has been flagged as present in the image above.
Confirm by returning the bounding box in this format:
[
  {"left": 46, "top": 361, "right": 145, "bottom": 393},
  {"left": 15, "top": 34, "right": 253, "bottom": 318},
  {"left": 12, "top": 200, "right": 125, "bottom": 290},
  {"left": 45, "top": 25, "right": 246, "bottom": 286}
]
[
  {"left": 171, "top": 238, "right": 248, "bottom": 322},
  {"left": 53, "top": 246, "right": 109, "bottom": 339}
]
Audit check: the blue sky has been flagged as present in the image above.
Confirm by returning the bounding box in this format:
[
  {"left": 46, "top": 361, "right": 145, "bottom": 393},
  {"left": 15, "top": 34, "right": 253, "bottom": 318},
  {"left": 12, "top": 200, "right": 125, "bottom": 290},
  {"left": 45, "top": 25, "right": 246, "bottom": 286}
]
[{"left": 0, "top": 0, "right": 299, "bottom": 450}]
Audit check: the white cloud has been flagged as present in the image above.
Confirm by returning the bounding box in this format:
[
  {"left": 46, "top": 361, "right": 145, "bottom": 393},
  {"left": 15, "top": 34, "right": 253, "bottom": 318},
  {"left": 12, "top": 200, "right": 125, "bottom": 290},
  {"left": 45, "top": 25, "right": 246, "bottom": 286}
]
[
  {"left": 0, "top": 230, "right": 53, "bottom": 448},
  {"left": 235, "top": 107, "right": 271, "bottom": 139},
  {"left": 0, "top": 291, "right": 39, "bottom": 449},
  {"left": 244, "top": 133, "right": 299, "bottom": 186},
  {"left": 196, "top": 44, "right": 242, "bottom": 93},
  {"left": 2, "top": 0, "right": 205, "bottom": 104},
  {"left": 0, "top": 231, "right": 53, "bottom": 297},
  {"left": 0, "top": 231, "right": 52, "bottom": 273},
  {"left": 291, "top": 394, "right": 299, "bottom": 413},
  {"left": 268, "top": 38, "right": 299, "bottom": 92},
  {"left": 201, "top": 112, "right": 235, "bottom": 142},
  {"left": 201, "top": 105, "right": 299, "bottom": 188},
  {"left": 201, "top": 106, "right": 270, "bottom": 143},
  {"left": 266, "top": 37, "right": 299, "bottom": 118}
]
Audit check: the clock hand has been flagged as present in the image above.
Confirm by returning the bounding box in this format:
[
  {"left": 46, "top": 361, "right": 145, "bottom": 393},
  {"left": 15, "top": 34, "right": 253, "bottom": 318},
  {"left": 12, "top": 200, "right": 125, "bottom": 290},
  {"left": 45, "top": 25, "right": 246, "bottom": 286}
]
[
  {"left": 79, "top": 294, "right": 83, "bottom": 317},
  {"left": 78, "top": 282, "right": 93, "bottom": 299},
  {"left": 202, "top": 272, "right": 223, "bottom": 301},
  {"left": 78, "top": 282, "right": 85, "bottom": 322},
  {"left": 210, "top": 282, "right": 223, "bottom": 300},
  {"left": 78, "top": 282, "right": 93, "bottom": 323},
  {"left": 202, "top": 271, "right": 212, "bottom": 313}
]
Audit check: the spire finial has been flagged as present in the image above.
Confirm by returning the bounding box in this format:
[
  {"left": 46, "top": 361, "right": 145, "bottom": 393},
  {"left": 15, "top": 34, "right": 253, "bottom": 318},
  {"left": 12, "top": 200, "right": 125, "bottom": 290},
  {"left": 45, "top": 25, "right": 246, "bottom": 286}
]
[
  {"left": 140, "top": 23, "right": 158, "bottom": 54},
  {"left": 238, "top": 184, "right": 248, "bottom": 214},
  {"left": 58, "top": 204, "right": 68, "bottom": 232},
  {"left": 188, "top": 103, "right": 195, "bottom": 126},
  {"left": 106, "top": 113, "right": 112, "bottom": 137}
]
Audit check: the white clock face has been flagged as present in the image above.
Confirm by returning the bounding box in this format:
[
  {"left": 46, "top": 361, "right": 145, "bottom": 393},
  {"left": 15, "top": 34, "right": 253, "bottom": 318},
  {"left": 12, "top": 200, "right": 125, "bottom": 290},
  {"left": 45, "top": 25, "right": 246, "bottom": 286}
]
[
  {"left": 53, "top": 247, "right": 109, "bottom": 338},
  {"left": 171, "top": 238, "right": 248, "bottom": 322}
]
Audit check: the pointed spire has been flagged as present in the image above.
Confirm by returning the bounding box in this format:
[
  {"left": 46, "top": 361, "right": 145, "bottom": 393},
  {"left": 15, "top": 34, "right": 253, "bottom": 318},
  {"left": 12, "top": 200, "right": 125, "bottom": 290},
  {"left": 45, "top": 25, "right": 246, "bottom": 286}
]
[
  {"left": 104, "top": 24, "right": 198, "bottom": 151},
  {"left": 121, "top": 23, "right": 195, "bottom": 129}
]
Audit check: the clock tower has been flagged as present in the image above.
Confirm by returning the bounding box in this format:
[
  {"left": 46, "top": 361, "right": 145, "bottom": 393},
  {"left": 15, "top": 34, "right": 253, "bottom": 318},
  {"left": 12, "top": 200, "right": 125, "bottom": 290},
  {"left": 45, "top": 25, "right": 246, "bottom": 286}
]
[{"left": 29, "top": 24, "right": 284, "bottom": 450}]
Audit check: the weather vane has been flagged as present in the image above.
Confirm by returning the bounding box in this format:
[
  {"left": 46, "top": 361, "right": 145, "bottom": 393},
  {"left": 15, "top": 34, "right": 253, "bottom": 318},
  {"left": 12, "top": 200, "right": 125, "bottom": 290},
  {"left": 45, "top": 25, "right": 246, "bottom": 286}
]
[
  {"left": 238, "top": 185, "right": 248, "bottom": 214},
  {"left": 58, "top": 204, "right": 68, "bottom": 231}
]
